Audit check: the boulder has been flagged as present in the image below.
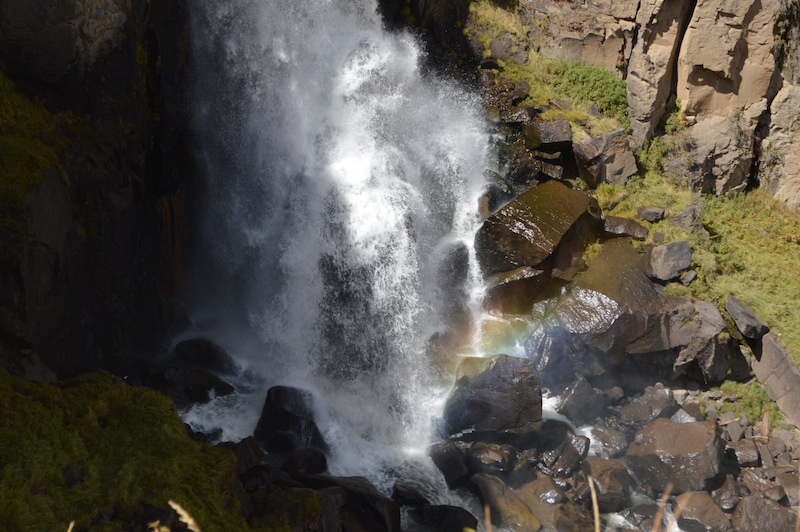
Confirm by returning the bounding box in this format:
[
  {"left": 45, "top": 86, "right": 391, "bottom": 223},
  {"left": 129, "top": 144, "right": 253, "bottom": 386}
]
[
  {"left": 282, "top": 447, "right": 328, "bottom": 476},
  {"left": 626, "top": 419, "right": 724, "bottom": 493},
  {"left": 750, "top": 333, "right": 800, "bottom": 428},
  {"left": 674, "top": 491, "right": 732, "bottom": 532},
  {"left": 429, "top": 440, "right": 469, "bottom": 488},
  {"left": 732, "top": 495, "right": 797, "bottom": 531},
  {"left": 471, "top": 474, "right": 542, "bottom": 531},
  {"left": 671, "top": 204, "right": 709, "bottom": 237},
  {"left": 603, "top": 216, "right": 648, "bottom": 240},
  {"left": 522, "top": 120, "right": 573, "bottom": 150},
  {"left": 573, "top": 129, "right": 638, "bottom": 187},
  {"left": 536, "top": 420, "right": 590, "bottom": 478},
  {"left": 649, "top": 240, "right": 692, "bottom": 281},
  {"left": 712, "top": 475, "right": 741, "bottom": 512},
  {"left": 301, "top": 475, "right": 400, "bottom": 532},
  {"left": 759, "top": 85, "right": 800, "bottom": 209},
  {"left": 160, "top": 367, "right": 235, "bottom": 408},
  {"left": 442, "top": 354, "right": 542, "bottom": 442},
  {"left": 483, "top": 267, "right": 551, "bottom": 315},
  {"left": 171, "top": 338, "right": 238, "bottom": 374},
  {"left": 672, "top": 301, "right": 730, "bottom": 383},
  {"left": 474, "top": 180, "right": 595, "bottom": 276},
  {"left": 637, "top": 207, "right": 665, "bottom": 222},
  {"left": 254, "top": 386, "right": 328, "bottom": 453},
  {"left": 726, "top": 295, "right": 769, "bottom": 340},
  {"left": 409, "top": 505, "right": 478, "bottom": 532},
  {"left": 728, "top": 438, "right": 760, "bottom": 468},
  {"left": 557, "top": 378, "right": 612, "bottom": 426},
  {"left": 616, "top": 383, "right": 678, "bottom": 428},
  {"left": 582, "top": 456, "right": 634, "bottom": 512},
  {"left": 683, "top": 116, "right": 754, "bottom": 195}
]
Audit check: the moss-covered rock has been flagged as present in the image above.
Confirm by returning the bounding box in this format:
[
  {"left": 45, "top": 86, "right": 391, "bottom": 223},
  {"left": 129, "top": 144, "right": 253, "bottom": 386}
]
[{"left": 0, "top": 369, "right": 246, "bottom": 530}]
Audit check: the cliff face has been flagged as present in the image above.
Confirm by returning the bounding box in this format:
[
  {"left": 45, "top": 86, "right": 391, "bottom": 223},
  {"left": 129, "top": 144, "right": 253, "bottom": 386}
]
[{"left": 0, "top": 0, "right": 191, "bottom": 378}]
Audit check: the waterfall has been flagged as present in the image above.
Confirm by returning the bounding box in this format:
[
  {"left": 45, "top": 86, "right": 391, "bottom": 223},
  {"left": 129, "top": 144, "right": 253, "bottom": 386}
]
[{"left": 185, "top": 0, "right": 493, "bottom": 494}]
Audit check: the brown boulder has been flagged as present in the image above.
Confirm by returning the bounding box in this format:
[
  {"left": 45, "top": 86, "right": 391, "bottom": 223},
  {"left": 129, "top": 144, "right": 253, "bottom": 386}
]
[
  {"left": 574, "top": 129, "right": 638, "bottom": 187},
  {"left": 474, "top": 181, "right": 594, "bottom": 276},
  {"left": 732, "top": 495, "right": 796, "bottom": 531},
  {"left": 472, "top": 474, "right": 542, "bottom": 531},
  {"left": 626, "top": 418, "right": 724, "bottom": 493},
  {"left": 582, "top": 456, "right": 634, "bottom": 512},
  {"left": 675, "top": 491, "right": 732, "bottom": 532}
]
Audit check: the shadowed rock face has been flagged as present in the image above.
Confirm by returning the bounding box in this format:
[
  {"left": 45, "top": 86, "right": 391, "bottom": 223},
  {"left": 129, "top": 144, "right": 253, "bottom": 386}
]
[{"left": 626, "top": 418, "right": 724, "bottom": 494}]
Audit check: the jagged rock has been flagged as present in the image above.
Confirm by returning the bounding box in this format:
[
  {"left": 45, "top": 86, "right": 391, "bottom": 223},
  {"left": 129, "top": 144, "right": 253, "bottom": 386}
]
[
  {"left": 775, "top": 472, "right": 800, "bottom": 506},
  {"left": 728, "top": 439, "right": 760, "bottom": 467},
  {"left": 522, "top": 120, "right": 573, "bottom": 150},
  {"left": 302, "top": 475, "right": 401, "bottom": 532},
  {"left": 750, "top": 333, "right": 800, "bottom": 428},
  {"left": 680, "top": 270, "right": 697, "bottom": 286},
  {"left": 537, "top": 420, "right": 590, "bottom": 478},
  {"left": 712, "top": 475, "right": 741, "bottom": 512},
  {"left": 626, "top": 419, "right": 724, "bottom": 493},
  {"left": 218, "top": 436, "right": 263, "bottom": 475},
  {"left": 637, "top": 206, "right": 665, "bottom": 222},
  {"left": 675, "top": 491, "right": 732, "bottom": 532},
  {"left": 582, "top": 456, "right": 633, "bottom": 512},
  {"left": 465, "top": 442, "right": 517, "bottom": 477},
  {"left": 726, "top": 294, "right": 769, "bottom": 339},
  {"left": 732, "top": 495, "right": 797, "bottom": 531},
  {"left": 409, "top": 505, "right": 478, "bottom": 532},
  {"left": 557, "top": 377, "right": 612, "bottom": 426},
  {"left": 489, "top": 33, "right": 529, "bottom": 65},
  {"left": 574, "top": 129, "right": 638, "bottom": 187},
  {"left": 627, "top": 0, "right": 693, "bottom": 146},
  {"left": 684, "top": 116, "right": 754, "bottom": 195},
  {"left": 589, "top": 424, "right": 629, "bottom": 458},
  {"left": 673, "top": 301, "right": 730, "bottom": 383},
  {"left": 616, "top": 383, "right": 678, "bottom": 428},
  {"left": 519, "top": 0, "right": 637, "bottom": 71},
  {"left": 483, "top": 267, "right": 551, "bottom": 315},
  {"left": 676, "top": 0, "right": 780, "bottom": 124},
  {"left": 603, "top": 216, "right": 648, "bottom": 240},
  {"left": 759, "top": 85, "right": 800, "bottom": 209},
  {"left": 649, "top": 240, "right": 692, "bottom": 281},
  {"left": 254, "top": 386, "right": 328, "bottom": 453},
  {"left": 471, "top": 474, "right": 542, "bottom": 531},
  {"left": 671, "top": 204, "right": 708, "bottom": 236},
  {"left": 442, "top": 354, "right": 542, "bottom": 443},
  {"left": 474, "top": 180, "right": 595, "bottom": 276}
]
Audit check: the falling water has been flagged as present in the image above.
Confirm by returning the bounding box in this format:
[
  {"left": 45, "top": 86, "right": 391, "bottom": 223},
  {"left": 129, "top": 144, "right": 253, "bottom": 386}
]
[{"left": 185, "top": 0, "right": 494, "bottom": 496}]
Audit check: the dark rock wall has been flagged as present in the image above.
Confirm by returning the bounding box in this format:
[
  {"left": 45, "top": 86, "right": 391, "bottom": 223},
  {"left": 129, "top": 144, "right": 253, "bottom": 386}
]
[{"left": 0, "top": 0, "right": 191, "bottom": 378}]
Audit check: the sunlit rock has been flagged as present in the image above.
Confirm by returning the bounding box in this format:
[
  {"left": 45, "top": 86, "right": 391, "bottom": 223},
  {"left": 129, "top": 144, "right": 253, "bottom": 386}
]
[
  {"left": 465, "top": 441, "right": 518, "bottom": 477},
  {"left": 471, "top": 473, "right": 543, "bottom": 531},
  {"left": 474, "top": 180, "right": 595, "bottom": 276},
  {"left": 603, "top": 215, "right": 649, "bottom": 240},
  {"left": 726, "top": 294, "right": 769, "bottom": 339},
  {"left": 674, "top": 491, "right": 732, "bottom": 532},
  {"left": 732, "top": 494, "right": 797, "bottom": 531},
  {"left": 626, "top": 418, "right": 724, "bottom": 493},
  {"left": 574, "top": 128, "right": 638, "bottom": 187},
  {"left": 649, "top": 240, "right": 693, "bottom": 281}
]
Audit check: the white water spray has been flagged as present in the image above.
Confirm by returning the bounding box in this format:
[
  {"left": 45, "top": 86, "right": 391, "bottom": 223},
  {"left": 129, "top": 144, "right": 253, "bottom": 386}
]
[{"left": 187, "top": 0, "right": 494, "bottom": 494}]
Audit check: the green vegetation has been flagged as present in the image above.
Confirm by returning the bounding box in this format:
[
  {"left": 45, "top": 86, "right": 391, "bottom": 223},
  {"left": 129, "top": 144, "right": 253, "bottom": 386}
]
[
  {"left": 466, "top": 0, "right": 629, "bottom": 130},
  {"left": 0, "top": 369, "right": 246, "bottom": 530},
  {"left": 0, "top": 73, "right": 89, "bottom": 260},
  {"left": 718, "top": 380, "right": 782, "bottom": 426}
]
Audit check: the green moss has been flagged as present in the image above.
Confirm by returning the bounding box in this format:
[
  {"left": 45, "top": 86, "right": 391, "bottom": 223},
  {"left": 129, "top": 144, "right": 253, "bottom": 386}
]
[
  {"left": 718, "top": 380, "right": 782, "bottom": 426},
  {"left": 0, "top": 369, "right": 246, "bottom": 530},
  {"left": 0, "top": 72, "right": 89, "bottom": 260}
]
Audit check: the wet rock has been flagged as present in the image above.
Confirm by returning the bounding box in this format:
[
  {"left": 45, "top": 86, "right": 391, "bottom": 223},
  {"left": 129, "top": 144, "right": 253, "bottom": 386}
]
[
  {"left": 582, "top": 456, "right": 633, "bottom": 512},
  {"left": 732, "top": 495, "right": 797, "bottom": 531},
  {"left": 616, "top": 384, "right": 678, "bottom": 428},
  {"left": 474, "top": 180, "right": 594, "bottom": 276},
  {"left": 429, "top": 440, "right": 469, "bottom": 488},
  {"left": 589, "top": 424, "right": 629, "bottom": 458},
  {"left": 626, "top": 419, "right": 724, "bottom": 493},
  {"left": 637, "top": 207, "right": 665, "bottom": 222},
  {"left": 302, "top": 475, "right": 401, "bottom": 532},
  {"left": 254, "top": 386, "right": 328, "bottom": 453},
  {"left": 649, "top": 240, "right": 693, "bottom": 281},
  {"left": 218, "top": 436, "right": 263, "bottom": 475},
  {"left": 522, "top": 475, "right": 568, "bottom": 505},
  {"left": 472, "top": 474, "right": 542, "bottom": 531},
  {"left": 603, "top": 216, "right": 649, "bottom": 240},
  {"left": 573, "top": 128, "right": 638, "bottom": 187},
  {"left": 675, "top": 491, "right": 732, "bottom": 532},
  {"left": 409, "top": 504, "right": 478, "bottom": 532},
  {"left": 160, "top": 367, "right": 235, "bottom": 408},
  {"left": 537, "top": 421, "right": 590, "bottom": 478},
  {"left": 557, "top": 378, "right": 612, "bottom": 426},
  {"left": 712, "top": 475, "right": 741, "bottom": 512},
  {"left": 726, "top": 295, "right": 769, "bottom": 340},
  {"left": 442, "top": 354, "right": 542, "bottom": 443},
  {"left": 465, "top": 442, "right": 517, "bottom": 477},
  {"left": 483, "top": 267, "right": 551, "bottom": 315},
  {"left": 172, "top": 338, "right": 238, "bottom": 374}
]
